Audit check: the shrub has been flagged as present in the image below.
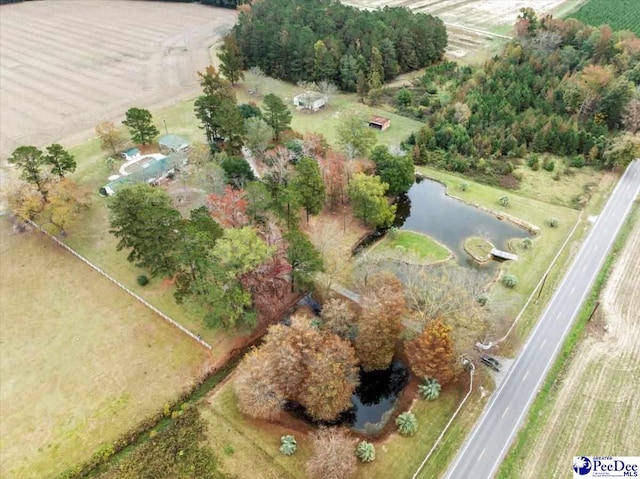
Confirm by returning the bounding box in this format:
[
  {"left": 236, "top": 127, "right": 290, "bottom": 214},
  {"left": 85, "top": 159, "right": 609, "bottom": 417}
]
[
  {"left": 389, "top": 226, "right": 400, "bottom": 239},
  {"left": 356, "top": 441, "right": 376, "bottom": 462},
  {"left": 280, "top": 435, "right": 297, "bottom": 456},
  {"left": 522, "top": 238, "right": 533, "bottom": 250},
  {"left": 460, "top": 181, "right": 469, "bottom": 192},
  {"left": 418, "top": 377, "right": 441, "bottom": 401},
  {"left": 137, "top": 274, "right": 149, "bottom": 286},
  {"left": 397, "top": 88, "right": 413, "bottom": 107},
  {"left": 553, "top": 170, "right": 561, "bottom": 181},
  {"left": 477, "top": 294, "right": 489, "bottom": 306},
  {"left": 543, "top": 158, "right": 555, "bottom": 172},
  {"left": 570, "top": 155, "right": 585, "bottom": 168},
  {"left": 527, "top": 154, "right": 539, "bottom": 170},
  {"left": 395, "top": 412, "right": 418, "bottom": 436},
  {"left": 502, "top": 274, "right": 518, "bottom": 288},
  {"left": 224, "top": 444, "right": 235, "bottom": 455},
  {"left": 498, "top": 195, "right": 510, "bottom": 207},
  {"left": 547, "top": 217, "right": 559, "bottom": 228}
]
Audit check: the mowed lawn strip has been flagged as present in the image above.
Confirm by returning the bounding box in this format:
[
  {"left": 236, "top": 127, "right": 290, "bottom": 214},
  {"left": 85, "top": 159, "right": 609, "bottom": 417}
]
[
  {"left": 202, "top": 379, "right": 467, "bottom": 479},
  {"left": 0, "top": 218, "right": 209, "bottom": 479},
  {"left": 372, "top": 230, "right": 451, "bottom": 264}
]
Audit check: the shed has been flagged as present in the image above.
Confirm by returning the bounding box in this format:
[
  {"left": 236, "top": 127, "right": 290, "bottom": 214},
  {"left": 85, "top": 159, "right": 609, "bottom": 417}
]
[
  {"left": 368, "top": 116, "right": 391, "bottom": 131},
  {"left": 293, "top": 91, "right": 328, "bottom": 112},
  {"left": 120, "top": 147, "right": 141, "bottom": 161},
  {"left": 159, "top": 134, "right": 189, "bottom": 154}
]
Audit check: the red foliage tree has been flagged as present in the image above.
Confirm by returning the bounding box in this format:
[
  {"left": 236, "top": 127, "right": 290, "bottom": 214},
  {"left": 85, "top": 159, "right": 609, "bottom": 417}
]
[
  {"left": 207, "top": 185, "right": 249, "bottom": 228},
  {"left": 405, "top": 318, "right": 455, "bottom": 386}
]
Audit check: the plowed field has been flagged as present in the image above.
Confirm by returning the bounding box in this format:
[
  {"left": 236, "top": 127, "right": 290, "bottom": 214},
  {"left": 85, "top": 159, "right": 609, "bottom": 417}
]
[
  {"left": 518, "top": 216, "right": 640, "bottom": 478},
  {"left": 0, "top": 0, "right": 236, "bottom": 161}
]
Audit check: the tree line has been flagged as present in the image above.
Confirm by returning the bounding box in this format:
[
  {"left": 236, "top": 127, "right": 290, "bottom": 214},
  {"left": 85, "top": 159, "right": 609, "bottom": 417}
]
[
  {"left": 400, "top": 9, "right": 640, "bottom": 180},
  {"left": 229, "top": 0, "right": 447, "bottom": 89}
]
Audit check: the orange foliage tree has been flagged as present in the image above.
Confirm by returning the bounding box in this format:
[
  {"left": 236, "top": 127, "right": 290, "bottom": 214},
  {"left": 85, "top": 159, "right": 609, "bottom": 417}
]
[
  {"left": 405, "top": 318, "right": 455, "bottom": 386},
  {"left": 207, "top": 185, "right": 248, "bottom": 228},
  {"left": 355, "top": 271, "right": 406, "bottom": 371}
]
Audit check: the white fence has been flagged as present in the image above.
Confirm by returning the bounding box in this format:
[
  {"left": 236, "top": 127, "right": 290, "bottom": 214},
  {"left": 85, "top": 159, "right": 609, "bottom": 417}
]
[{"left": 27, "top": 220, "right": 212, "bottom": 350}]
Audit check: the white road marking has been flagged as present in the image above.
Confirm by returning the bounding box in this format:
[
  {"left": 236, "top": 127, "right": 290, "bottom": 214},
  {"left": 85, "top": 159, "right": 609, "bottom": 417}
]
[
  {"left": 478, "top": 448, "right": 486, "bottom": 462},
  {"left": 570, "top": 287, "right": 576, "bottom": 295},
  {"left": 522, "top": 370, "right": 529, "bottom": 382},
  {"left": 540, "top": 339, "right": 547, "bottom": 349},
  {"left": 502, "top": 407, "right": 509, "bottom": 419},
  {"left": 582, "top": 264, "right": 588, "bottom": 272}
]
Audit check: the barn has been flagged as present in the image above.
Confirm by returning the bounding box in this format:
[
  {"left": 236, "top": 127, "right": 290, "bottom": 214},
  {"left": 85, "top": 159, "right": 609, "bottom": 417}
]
[{"left": 368, "top": 116, "right": 391, "bottom": 131}]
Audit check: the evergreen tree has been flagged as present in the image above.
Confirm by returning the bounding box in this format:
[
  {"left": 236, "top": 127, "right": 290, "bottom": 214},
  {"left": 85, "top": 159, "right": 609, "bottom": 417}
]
[
  {"left": 292, "top": 157, "right": 326, "bottom": 221},
  {"left": 44, "top": 143, "right": 76, "bottom": 178},
  {"left": 122, "top": 107, "right": 159, "bottom": 145},
  {"left": 370, "top": 145, "right": 414, "bottom": 195},
  {"left": 262, "top": 94, "right": 292, "bottom": 141},
  {"left": 218, "top": 36, "right": 245, "bottom": 85},
  {"left": 8, "top": 146, "right": 48, "bottom": 201}
]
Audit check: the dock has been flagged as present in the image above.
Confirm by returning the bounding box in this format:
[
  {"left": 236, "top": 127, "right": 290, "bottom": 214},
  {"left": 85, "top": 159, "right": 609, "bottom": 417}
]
[{"left": 491, "top": 248, "right": 518, "bottom": 261}]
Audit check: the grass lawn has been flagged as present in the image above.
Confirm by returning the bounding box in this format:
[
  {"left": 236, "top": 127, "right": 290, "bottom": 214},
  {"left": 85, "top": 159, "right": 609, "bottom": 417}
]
[
  {"left": 464, "top": 236, "right": 493, "bottom": 262},
  {"left": 372, "top": 230, "right": 451, "bottom": 265},
  {"left": 0, "top": 218, "right": 209, "bottom": 479},
  {"left": 201, "top": 376, "right": 470, "bottom": 479},
  {"left": 236, "top": 70, "right": 424, "bottom": 148},
  {"left": 515, "top": 161, "right": 604, "bottom": 209}
]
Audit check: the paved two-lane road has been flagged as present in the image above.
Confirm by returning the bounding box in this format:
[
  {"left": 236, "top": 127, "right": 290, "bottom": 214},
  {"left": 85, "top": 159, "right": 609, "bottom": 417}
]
[{"left": 443, "top": 160, "right": 640, "bottom": 479}]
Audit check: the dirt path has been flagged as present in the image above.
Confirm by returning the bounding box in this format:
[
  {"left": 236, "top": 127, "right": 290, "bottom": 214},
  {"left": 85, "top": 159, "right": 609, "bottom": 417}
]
[
  {"left": 520, "top": 217, "right": 640, "bottom": 478},
  {"left": 0, "top": 1, "right": 236, "bottom": 163}
]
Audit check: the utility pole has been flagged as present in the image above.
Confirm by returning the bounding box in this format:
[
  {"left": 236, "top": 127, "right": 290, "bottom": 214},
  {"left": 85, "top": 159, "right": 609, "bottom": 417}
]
[
  {"left": 163, "top": 119, "right": 168, "bottom": 135},
  {"left": 536, "top": 272, "right": 549, "bottom": 301}
]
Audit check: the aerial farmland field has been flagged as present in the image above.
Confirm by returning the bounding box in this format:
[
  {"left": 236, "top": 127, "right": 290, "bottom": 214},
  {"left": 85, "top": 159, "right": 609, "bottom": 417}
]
[
  {"left": 0, "top": 0, "right": 236, "bottom": 161},
  {"left": 0, "top": 218, "right": 210, "bottom": 478},
  {"left": 340, "top": 0, "right": 588, "bottom": 60}
]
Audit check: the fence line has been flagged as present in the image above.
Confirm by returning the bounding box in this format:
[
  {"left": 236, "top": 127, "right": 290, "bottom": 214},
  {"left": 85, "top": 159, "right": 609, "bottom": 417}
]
[{"left": 27, "top": 220, "right": 212, "bottom": 350}]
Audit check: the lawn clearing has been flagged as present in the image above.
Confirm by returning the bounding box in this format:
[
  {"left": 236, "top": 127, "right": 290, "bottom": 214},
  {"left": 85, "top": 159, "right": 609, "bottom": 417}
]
[
  {"left": 237, "top": 70, "right": 424, "bottom": 148},
  {"left": 0, "top": 218, "right": 209, "bottom": 479},
  {"left": 515, "top": 162, "right": 606, "bottom": 209},
  {"left": 372, "top": 230, "right": 451, "bottom": 265},
  {"left": 201, "top": 375, "right": 471, "bottom": 479}
]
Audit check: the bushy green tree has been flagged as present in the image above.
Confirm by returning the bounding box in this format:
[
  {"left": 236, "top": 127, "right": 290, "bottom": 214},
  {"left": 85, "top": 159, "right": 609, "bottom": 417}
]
[
  {"left": 370, "top": 145, "right": 414, "bottom": 195},
  {"left": 262, "top": 94, "right": 292, "bottom": 141},
  {"left": 336, "top": 113, "right": 376, "bottom": 158},
  {"left": 292, "top": 157, "right": 326, "bottom": 221},
  {"left": 348, "top": 173, "right": 396, "bottom": 228},
  {"left": 44, "top": 143, "right": 76, "bottom": 178},
  {"left": 285, "top": 229, "right": 324, "bottom": 292},
  {"left": 8, "top": 146, "right": 48, "bottom": 201},
  {"left": 122, "top": 107, "right": 159, "bottom": 145},
  {"left": 218, "top": 35, "right": 245, "bottom": 85},
  {"left": 108, "top": 184, "right": 181, "bottom": 278}
]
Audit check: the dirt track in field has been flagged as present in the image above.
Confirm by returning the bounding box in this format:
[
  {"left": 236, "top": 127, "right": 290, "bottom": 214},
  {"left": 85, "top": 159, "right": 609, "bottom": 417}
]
[
  {"left": 519, "top": 216, "right": 640, "bottom": 478},
  {"left": 0, "top": 0, "right": 236, "bottom": 162}
]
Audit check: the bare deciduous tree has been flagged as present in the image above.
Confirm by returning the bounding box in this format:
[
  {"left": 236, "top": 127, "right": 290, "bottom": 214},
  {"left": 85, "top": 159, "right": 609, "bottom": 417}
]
[{"left": 306, "top": 428, "right": 357, "bottom": 479}]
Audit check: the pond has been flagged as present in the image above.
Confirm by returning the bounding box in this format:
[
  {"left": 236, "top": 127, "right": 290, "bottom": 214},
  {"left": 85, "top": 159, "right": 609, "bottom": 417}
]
[
  {"left": 283, "top": 296, "right": 411, "bottom": 435},
  {"left": 394, "top": 177, "right": 530, "bottom": 268},
  {"left": 284, "top": 359, "right": 411, "bottom": 435}
]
